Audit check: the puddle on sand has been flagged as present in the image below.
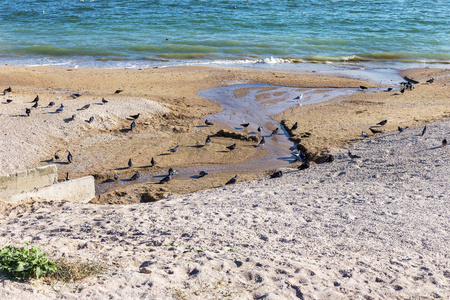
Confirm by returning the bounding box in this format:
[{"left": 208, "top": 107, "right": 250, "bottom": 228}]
[{"left": 95, "top": 84, "right": 356, "bottom": 195}]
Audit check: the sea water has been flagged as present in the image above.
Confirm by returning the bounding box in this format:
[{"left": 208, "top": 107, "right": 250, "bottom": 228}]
[{"left": 0, "top": 0, "right": 448, "bottom": 69}]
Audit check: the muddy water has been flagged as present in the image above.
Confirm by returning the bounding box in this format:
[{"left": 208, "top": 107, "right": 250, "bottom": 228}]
[{"left": 95, "top": 84, "right": 359, "bottom": 194}]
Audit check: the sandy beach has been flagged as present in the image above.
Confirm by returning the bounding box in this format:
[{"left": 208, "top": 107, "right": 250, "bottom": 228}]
[{"left": 0, "top": 66, "right": 449, "bottom": 299}]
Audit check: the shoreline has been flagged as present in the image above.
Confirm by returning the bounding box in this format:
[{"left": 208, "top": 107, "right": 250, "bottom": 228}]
[{"left": 0, "top": 65, "right": 449, "bottom": 203}]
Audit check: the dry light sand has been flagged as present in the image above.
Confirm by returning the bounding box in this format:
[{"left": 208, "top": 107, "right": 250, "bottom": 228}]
[{"left": 0, "top": 66, "right": 449, "bottom": 299}]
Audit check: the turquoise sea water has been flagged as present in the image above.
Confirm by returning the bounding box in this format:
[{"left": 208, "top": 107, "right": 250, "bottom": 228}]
[{"left": 0, "top": 0, "right": 449, "bottom": 68}]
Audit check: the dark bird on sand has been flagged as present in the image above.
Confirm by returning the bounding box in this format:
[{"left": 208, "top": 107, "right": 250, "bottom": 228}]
[
  {"left": 151, "top": 157, "right": 157, "bottom": 167},
  {"left": 291, "top": 149, "right": 306, "bottom": 162},
  {"left": 240, "top": 123, "right": 250, "bottom": 128},
  {"left": 225, "top": 175, "right": 238, "bottom": 185},
  {"left": 71, "top": 114, "right": 76, "bottom": 121},
  {"left": 360, "top": 86, "right": 368, "bottom": 90},
  {"left": 129, "top": 113, "right": 140, "bottom": 120},
  {"left": 442, "top": 139, "right": 447, "bottom": 147},
  {"left": 128, "top": 158, "right": 133, "bottom": 168},
  {"left": 270, "top": 128, "right": 279, "bottom": 137},
  {"left": 130, "top": 120, "right": 136, "bottom": 131},
  {"left": 87, "top": 116, "right": 94, "bottom": 123},
  {"left": 257, "top": 126, "right": 262, "bottom": 132},
  {"left": 71, "top": 93, "right": 82, "bottom": 99},
  {"left": 205, "top": 119, "right": 214, "bottom": 126},
  {"left": 31, "top": 101, "right": 38, "bottom": 108},
  {"left": 114, "top": 174, "right": 120, "bottom": 180},
  {"left": 256, "top": 137, "right": 265, "bottom": 147},
  {"left": 362, "top": 131, "right": 369, "bottom": 138},
  {"left": 102, "top": 98, "right": 108, "bottom": 104},
  {"left": 130, "top": 171, "right": 140, "bottom": 181},
  {"left": 398, "top": 126, "right": 408, "bottom": 132},
  {"left": 298, "top": 161, "right": 310, "bottom": 170},
  {"left": 426, "top": 78, "right": 434, "bottom": 84},
  {"left": 377, "top": 120, "right": 387, "bottom": 126},
  {"left": 198, "top": 171, "right": 208, "bottom": 178},
  {"left": 169, "top": 145, "right": 179, "bottom": 153},
  {"left": 115, "top": 89, "right": 123, "bottom": 94},
  {"left": 3, "top": 86, "right": 12, "bottom": 95},
  {"left": 400, "top": 87, "right": 405, "bottom": 95},
  {"left": 270, "top": 171, "right": 283, "bottom": 178},
  {"left": 159, "top": 174, "right": 172, "bottom": 184},
  {"left": 32, "top": 95, "right": 39, "bottom": 103},
  {"left": 369, "top": 127, "right": 382, "bottom": 134},
  {"left": 291, "top": 122, "right": 298, "bottom": 131},
  {"left": 6, "top": 99, "right": 12, "bottom": 103},
  {"left": 205, "top": 135, "right": 211, "bottom": 145},
  {"left": 325, "top": 155, "right": 334, "bottom": 163},
  {"left": 54, "top": 153, "right": 60, "bottom": 160},
  {"left": 226, "top": 143, "right": 236, "bottom": 151},
  {"left": 25, "top": 108, "right": 31, "bottom": 116},
  {"left": 80, "top": 104, "right": 90, "bottom": 110},
  {"left": 67, "top": 152, "right": 73, "bottom": 164},
  {"left": 46, "top": 101, "right": 55, "bottom": 107},
  {"left": 421, "top": 126, "right": 427, "bottom": 136},
  {"left": 65, "top": 172, "right": 70, "bottom": 181},
  {"left": 348, "top": 150, "right": 361, "bottom": 159},
  {"left": 56, "top": 104, "right": 65, "bottom": 113}
]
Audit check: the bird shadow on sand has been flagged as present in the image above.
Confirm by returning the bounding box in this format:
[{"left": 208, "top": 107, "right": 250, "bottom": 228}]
[
  {"left": 195, "top": 125, "right": 210, "bottom": 128},
  {"left": 101, "top": 179, "right": 116, "bottom": 183},
  {"left": 158, "top": 153, "right": 172, "bottom": 156},
  {"left": 277, "top": 156, "right": 298, "bottom": 164},
  {"left": 190, "top": 175, "right": 204, "bottom": 179},
  {"left": 63, "top": 118, "right": 75, "bottom": 123},
  {"left": 187, "top": 145, "right": 205, "bottom": 149},
  {"left": 113, "top": 167, "right": 131, "bottom": 171},
  {"left": 119, "top": 128, "right": 132, "bottom": 133},
  {"left": 52, "top": 161, "right": 70, "bottom": 165},
  {"left": 44, "top": 111, "right": 62, "bottom": 115},
  {"left": 217, "top": 150, "right": 230, "bottom": 153},
  {"left": 137, "top": 165, "right": 155, "bottom": 169},
  {"left": 41, "top": 159, "right": 54, "bottom": 163},
  {"left": 11, "top": 114, "right": 28, "bottom": 117}
]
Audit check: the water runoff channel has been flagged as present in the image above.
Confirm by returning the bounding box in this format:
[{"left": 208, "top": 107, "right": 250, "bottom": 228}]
[{"left": 95, "top": 83, "right": 364, "bottom": 195}]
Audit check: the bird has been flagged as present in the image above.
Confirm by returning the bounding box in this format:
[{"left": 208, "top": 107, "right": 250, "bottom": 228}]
[
  {"left": 71, "top": 93, "right": 82, "bottom": 99},
  {"left": 130, "top": 171, "right": 140, "bottom": 181},
  {"left": 67, "top": 152, "right": 73, "bottom": 164},
  {"left": 400, "top": 87, "right": 405, "bottom": 95},
  {"left": 3, "top": 86, "right": 11, "bottom": 95},
  {"left": 205, "top": 135, "right": 211, "bottom": 145},
  {"left": 71, "top": 114, "right": 76, "bottom": 121},
  {"left": 270, "top": 128, "right": 279, "bottom": 137},
  {"left": 159, "top": 174, "right": 172, "bottom": 184},
  {"left": 225, "top": 175, "right": 238, "bottom": 185},
  {"left": 56, "top": 104, "right": 65, "bottom": 113},
  {"left": 129, "top": 113, "right": 140, "bottom": 120},
  {"left": 167, "top": 168, "right": 177, "bottom": 176},
  {"left": 360, "top": 86, "right": 368, "bottom": 91},
  {"left": 426, "top": 78, "right": 434, "bottom": 84},
  {"left": 114, "top": 174, "right": 120, "bottom": 180},
  {"left": 298, "top": 161, "right": 310, "bottom": 170},
  {"left": 102, "top": 98, "right": 108, "bottom": 104},
  {"left": 80, "top": 104, "right": 90, "bottom": 110},
  {"left": 87, "top": 116, "right": 94, "bottom": 123},
  {"left": 385, "top": 87, "right": 393, "bottom": 92},
  {"left": 256, "top": 137, "right": 265, "bottom": 147},
  {"left": 54, "top": 153, "right": 60, "bottom": 160},
  {"left": 31, "top": 101, "right": 38, "bottom": 108},
  {"left": 291, "top": 122, "right": 298, "bottom": 131},
  {"left": 65, "top": 172, "right": 70, "bottom": 181},
  {"left": 348, "top": 150, "right": 361, "bottom": 159},
  {"left": 205, "top": 119, "right": 214, "bottom": 126},
  {"left": 240, "top": 123, "right": 249, "bottom": 128},
  {"left": 130, "top": 120, "right": 136, "bottom": 131},
  {"left": 398, "top": 126, "right": 408, "bottom": 132},
  {"left": 168, "top": 145, "right": 179, "bottom": 153},
  {"left": 442, "top": 139, "right": 447, "bottom": 147},
  {"left": 46, "top": 101, "right": 55, "bottom": 107},
  {"left": 377, "top": 120, "right": 387, "bottom": 126},
  {"left": 257, "top": 126, "right": 262, "bottom": 132},
  {"left": 270, "top": 171, "right": 283, "bottom": 178},
  {"left": 226, "top": 143, "right": 236, "bottom": 151},
  {"left": 6, "top": 99, "right": 12, "bottom": 103},
  {"left": 294, "top": 94, "right": 303, "bottom": 101},
  {"left": 128, "top": 158, "right": 133, "bottom": 168},
  {"left": 325, "top": 155, "right": 334, "bottom": 163},
  {"left": 25, "top": 108, "right": 31, "bottom": 116},
  {"left": 362, "top": 131, "right": 369, "bottom": 138},
  {"left": 198, "top": 171, "right": 208, "bottom": 178},
  {"left": 369, "top": 127, "right": 382, "bottom": 134},
  {"left": 115, "top": 89, "right": 123, "bottom": 94},
  {"left": 151, "top": 157, "right": 157, "bottom": 167},
  {"left": 32, "top": 95, "right": 39, "bottom": 103},
  {"left": 421, "top": 126, "right": 427, "bottom": 136}
]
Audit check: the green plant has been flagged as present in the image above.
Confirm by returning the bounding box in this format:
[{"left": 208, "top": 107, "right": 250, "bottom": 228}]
[{"left": 0, "top": 242, "right": 58, "bottom": 280}]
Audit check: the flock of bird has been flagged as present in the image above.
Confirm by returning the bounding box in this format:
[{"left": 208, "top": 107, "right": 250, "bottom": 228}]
[{"left": 3, "top": 76, "right": 446, "bottom": 187}]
